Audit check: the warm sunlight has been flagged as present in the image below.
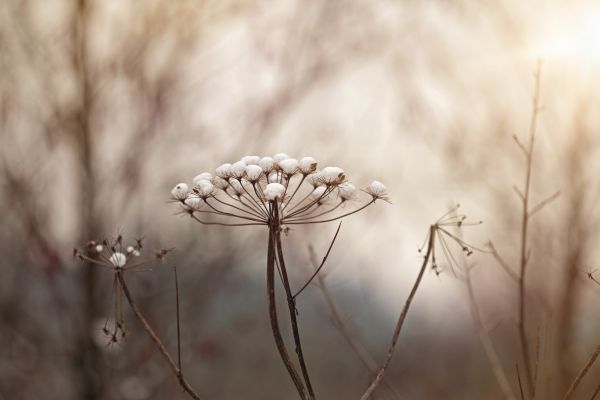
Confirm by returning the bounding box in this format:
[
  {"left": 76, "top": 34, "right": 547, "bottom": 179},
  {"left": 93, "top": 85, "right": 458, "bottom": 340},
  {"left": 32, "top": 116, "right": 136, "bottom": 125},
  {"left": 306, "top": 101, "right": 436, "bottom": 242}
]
[{"left": 537, "top": 10, "right": 600, "bottom": 64}]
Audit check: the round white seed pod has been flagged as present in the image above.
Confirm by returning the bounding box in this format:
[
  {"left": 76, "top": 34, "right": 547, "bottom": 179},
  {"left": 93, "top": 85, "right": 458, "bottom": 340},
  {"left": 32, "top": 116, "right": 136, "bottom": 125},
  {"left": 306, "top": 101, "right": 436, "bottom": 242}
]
[
  {"left": 193, "top": 172, "right": 213, "bottom": 185},
  {"left": 171, "top": 183, "right": 189, "bottom": 200},
  {"left": 126, "top": 246, "right": 135, "bottom": 253},
  {"left": 259, "top": 157, "right": 275, "bottom": 173},
  {"left": 264, "top": 182, "right": 286, "bottom": 200},
  {"left": 299, "top": 157, "right": 317, "bottom": 174},
  {"left": 306, "top": 171, "right": 322, "bottom": 187},
  {"left": 310, "top": 185, "right": 327, "bottom": 199},
  {"left": 279, "top": 158, "right": 299, "bottom": 175},
  {"left": 246, "top": 165, "right": 263, "bottom": 182},
  {"left": 132, "top": 250, "right": 141, "bottom": 257},
  {"left": 338, "top": 182, "right": 356, "bottom": 200},
  {"left": 95, "top": 244, "right": 104, "bottom": 253},
  {"left": 184, "top": 194, "right": 203, "bottom": 210},
  {"left": 321, "top": 166, "right": 345, "bottom": 184},
  {"left": 231, "top": 161, "right": 247, "bottom": 179},
  {"left": 268, "top": 171, "right": 279, "bottom": 183},
  {"left": 109, "top": 252, "right": 127, "bottom": 268},
  {"left": 197, "top": 181, "right": 214, "bottom": 198},
  {"left": 241, "top": 155, "right": 260, "bottom": 165},
  {"left": 366, "top": 180, "right": 387, "bottom": 198},
  {"left": 273, "top": 153, "right": 290, "bottom": 163},
  {"left": 215, "top": 163, "right": 232, "bottom": 178}
]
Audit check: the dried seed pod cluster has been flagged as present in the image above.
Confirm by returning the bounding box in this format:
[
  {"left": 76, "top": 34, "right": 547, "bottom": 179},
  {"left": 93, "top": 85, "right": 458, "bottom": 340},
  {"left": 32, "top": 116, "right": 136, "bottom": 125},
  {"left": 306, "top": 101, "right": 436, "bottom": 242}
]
[{"left": 171, "top": 153, "right": 389, "bottom": 227}]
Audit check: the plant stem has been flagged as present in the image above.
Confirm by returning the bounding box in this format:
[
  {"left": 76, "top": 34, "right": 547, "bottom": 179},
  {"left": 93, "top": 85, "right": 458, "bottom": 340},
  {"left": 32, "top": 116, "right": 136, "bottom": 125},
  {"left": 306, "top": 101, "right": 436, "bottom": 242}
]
[
  {"left": 116, "top": 271, "right": 203, "bottom": 400},
  {"left": 266, "top": 226, "right": 308, "bottom": 400},
  {"left": 359, "top": 225, "right": 435, "bottom": 400},
  {"left": 274, "top": 206, "right": 316, "bottom": 399},
  {"left": 563, "top": 344, "right": 600, "bottom": 400}
]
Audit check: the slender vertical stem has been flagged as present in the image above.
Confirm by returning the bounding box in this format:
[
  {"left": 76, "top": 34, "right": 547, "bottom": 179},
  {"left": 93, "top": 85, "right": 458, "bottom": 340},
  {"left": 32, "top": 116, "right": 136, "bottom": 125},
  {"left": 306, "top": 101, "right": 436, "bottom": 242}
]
[
  {"left": 359, "top": 225, "right": 435, "bottom": 400},
  {"left": 274, "top": 206, "right": 316, "bottom": 399},
  {"left": 267, "top": 225, "right": 308, "bottom": 400},
  {"left": 174, "top": 266, "right": 182, "bottom": 373},
  {"left": 517, "top": 61, "right": 542, "bottom": 398},
  {"left": 116, "top": 272, "right": 203, "bottom": 400}
]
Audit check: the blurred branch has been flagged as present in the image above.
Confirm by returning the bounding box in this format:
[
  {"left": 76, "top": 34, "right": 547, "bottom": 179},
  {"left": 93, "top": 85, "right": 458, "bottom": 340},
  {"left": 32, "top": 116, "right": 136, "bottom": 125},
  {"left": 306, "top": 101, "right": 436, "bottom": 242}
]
[
  {"left": 563, "top": 344, "right": 600, "bottom": 400},
  {"left": 307, "top": 245, "right": 403, "bottom": 400},
  {"left": 515, "top": 61, "right": 543, "bottom": 398},
  {"left": 359, "top": 225, "right": 435, "bottom": 400}
]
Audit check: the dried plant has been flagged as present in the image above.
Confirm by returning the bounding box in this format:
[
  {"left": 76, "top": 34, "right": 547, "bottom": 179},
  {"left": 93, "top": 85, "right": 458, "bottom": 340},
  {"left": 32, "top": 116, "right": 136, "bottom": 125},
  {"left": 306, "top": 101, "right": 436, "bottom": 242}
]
[{"left": 170, "top": 154, "right": 388, "bottom": 399}]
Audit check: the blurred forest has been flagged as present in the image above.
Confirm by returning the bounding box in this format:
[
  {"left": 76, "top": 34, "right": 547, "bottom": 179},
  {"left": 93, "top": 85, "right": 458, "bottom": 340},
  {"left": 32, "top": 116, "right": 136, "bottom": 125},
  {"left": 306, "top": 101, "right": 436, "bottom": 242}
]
[{"left": 1, "top": 0, "right": 599, "bottom": 399}]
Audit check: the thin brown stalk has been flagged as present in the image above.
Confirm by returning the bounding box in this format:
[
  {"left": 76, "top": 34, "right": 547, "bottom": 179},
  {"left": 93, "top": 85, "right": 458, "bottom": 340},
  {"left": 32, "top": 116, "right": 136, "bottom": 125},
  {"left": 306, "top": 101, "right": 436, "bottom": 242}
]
[
  {"left": 563, "top": 344, "right": 600, "bottom": 400},
  {"left": 293, "top": 222, "right": 342, "bottom": 300},
  {"left": 307, "top": 246, "right": 403, "bottom": 400},
  {"left": 466, "top": 268, "right": 516, "bottom": 400},
  {"left": 359, "top": 225, "right": 435, "bottom": 400},
  {"left": 517, "top": 364, "right": 525, "bottom": 400},
  {"left": 116, "top": 272, "right": 203, "bottom": 400},
  {"left": 174, "top": 266, "right": 182, "bottom": 372},
  {"left": 266, "top": 227, "right": 308, "bottom": 400},
  {"left": 517, "top": 61, "right": 543, "bottom": 398},
  {"left": 274, "top": 220, "right": 316, "bottom": 399}
]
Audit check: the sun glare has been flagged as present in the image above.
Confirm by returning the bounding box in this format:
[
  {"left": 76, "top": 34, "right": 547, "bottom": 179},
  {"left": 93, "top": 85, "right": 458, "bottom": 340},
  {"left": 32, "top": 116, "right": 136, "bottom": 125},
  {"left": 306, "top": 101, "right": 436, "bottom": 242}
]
[{"left": 537, "top": 11, "right": 600, "bottom": 64}]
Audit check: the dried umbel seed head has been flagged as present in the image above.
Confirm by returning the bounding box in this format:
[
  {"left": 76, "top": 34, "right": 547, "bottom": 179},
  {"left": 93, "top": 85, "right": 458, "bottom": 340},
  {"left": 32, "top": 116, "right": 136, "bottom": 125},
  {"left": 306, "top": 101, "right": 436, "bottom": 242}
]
[
  {"left": 299, "top": 157, "right": 317, "bottom": 174},
  {"left": 246, "top": 165, "right": 263, "bottom": 182},
  {"left": 193, "top": 172, "right": 212, "bottom": 185},
  {"left": 259, "top": 157, "right": 275, "bottom": 173},
  {"left": 321, "top": 167, "right": 345, "bottom": 185},
  {"left": 231, "top": 161, "right": 247, "bottom": 179},
  {"left": 264, "top": 182, "right": 286, "bottom": 200},
  {"left": 172, "top": 154, "right": 387, "bottom": 227},
  {"left": 109, "top": 252, "right": 127, "bottom": 268},
  {"left": 279, "top": 158, "right": 299, "bottom": 175},
  {"left": 171, "top": 183, "right": 189, "bottom": 200},
  {"left": 338, "top": 182, "right": 356, "bottom": 200},
  {"left": 215, "top": 163, "right": 232, "bottom": 179},
  {"left": 241, "top": 155, "right": 260, "bottom": 165}
]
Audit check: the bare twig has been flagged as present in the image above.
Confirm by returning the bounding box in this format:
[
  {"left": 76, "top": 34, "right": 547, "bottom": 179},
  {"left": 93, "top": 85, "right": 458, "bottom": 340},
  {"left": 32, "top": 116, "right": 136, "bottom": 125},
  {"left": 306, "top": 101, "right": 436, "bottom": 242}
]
[
  {"left": 516, "top": 60, "right": 543, "bottom": 398},
  {"left": 174, "top": 266, "right": 182, "bottom": 373},
  {"left": 116, "top": 272, "right": 203, "bottom": 400},
  {"left": 517, "top": 364, "right": 525, "bottom": 400},
  {"left": 466, "top": 268, "right": 516, "bottom": 400},
  {"left": 306, "top": 245, "right": 403, "bottom": 400},
  {"left": 359, "top": 225, "right": 435, "bottom": 400},
  {"left": 528, "top": 191, "right": 561, "bottom": 218},
  {"left": 563, "top": 344, "right": 600, "bottom": 400},
  {"left": 293, "top": 222, "right": 342, "bottom": 300}
]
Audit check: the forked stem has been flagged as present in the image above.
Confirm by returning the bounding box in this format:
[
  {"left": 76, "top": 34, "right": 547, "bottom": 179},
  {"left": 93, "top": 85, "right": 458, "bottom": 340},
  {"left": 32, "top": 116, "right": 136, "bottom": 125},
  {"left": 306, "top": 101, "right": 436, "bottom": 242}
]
[{"left": 266, "top": 226, "right": 308, "bottom": 400}]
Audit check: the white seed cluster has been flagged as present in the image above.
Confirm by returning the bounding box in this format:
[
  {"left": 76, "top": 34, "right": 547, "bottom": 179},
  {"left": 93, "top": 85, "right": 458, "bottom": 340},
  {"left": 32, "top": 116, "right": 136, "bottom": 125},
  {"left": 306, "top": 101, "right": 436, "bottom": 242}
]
[{"left": 171, "top": 154, "right": 388, "bottom": 227}]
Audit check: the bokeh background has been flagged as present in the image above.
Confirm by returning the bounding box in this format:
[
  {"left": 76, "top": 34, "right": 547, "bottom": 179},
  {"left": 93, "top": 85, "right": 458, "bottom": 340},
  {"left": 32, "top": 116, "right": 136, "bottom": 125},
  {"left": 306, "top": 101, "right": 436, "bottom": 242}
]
[{"left": 1, "top": 0, "right": 599, "bottom": 399}]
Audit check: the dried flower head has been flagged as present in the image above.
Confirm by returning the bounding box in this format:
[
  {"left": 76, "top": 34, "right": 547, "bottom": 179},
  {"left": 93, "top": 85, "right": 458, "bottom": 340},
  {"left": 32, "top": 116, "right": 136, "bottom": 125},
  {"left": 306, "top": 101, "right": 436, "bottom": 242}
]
[
  {"left": 171, "top": 154, "right": 387, "bottom": 228},
  {"left": 74, "top": 236, "right": 173, "bottom": 346}
]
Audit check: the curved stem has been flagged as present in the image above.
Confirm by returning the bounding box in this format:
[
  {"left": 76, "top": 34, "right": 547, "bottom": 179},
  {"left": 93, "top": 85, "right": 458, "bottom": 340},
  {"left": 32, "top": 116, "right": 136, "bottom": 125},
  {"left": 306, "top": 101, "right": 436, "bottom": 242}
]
[
  {"left": 563, "top": 344, "right": 600, "bottom": 400},
  {"left": 359, "top": 225, "right": 435, "bottom": 400},
  {"left": 284, "top": 200, "right": 375, "bottom": 225},
  {"left": 116, "top": 271, "right": 203, "bottom": 400}
]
